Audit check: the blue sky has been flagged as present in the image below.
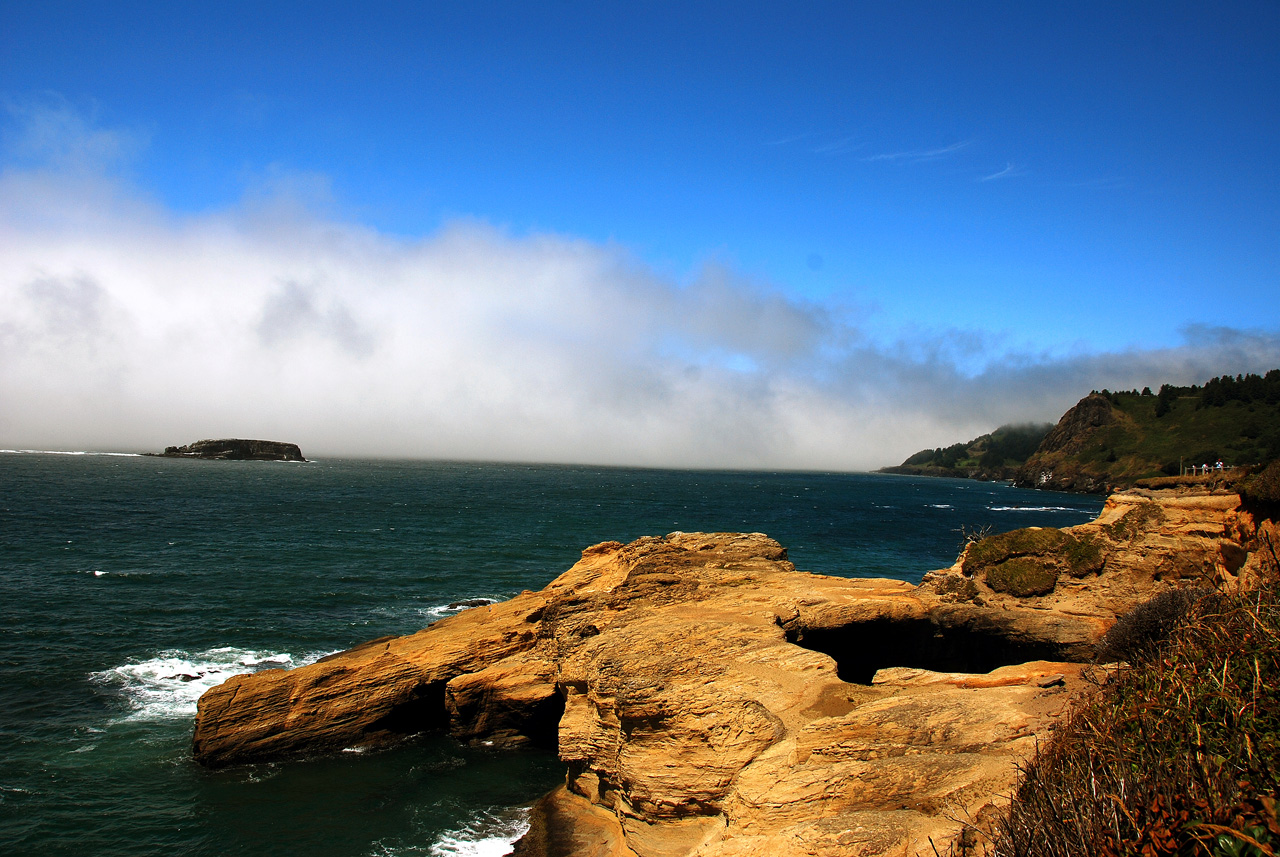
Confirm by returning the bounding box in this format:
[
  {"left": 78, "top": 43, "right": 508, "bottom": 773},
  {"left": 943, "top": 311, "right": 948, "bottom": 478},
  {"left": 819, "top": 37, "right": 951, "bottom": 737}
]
[{"left": 1, "top": 2, "right": 1278, "bottom": 467}]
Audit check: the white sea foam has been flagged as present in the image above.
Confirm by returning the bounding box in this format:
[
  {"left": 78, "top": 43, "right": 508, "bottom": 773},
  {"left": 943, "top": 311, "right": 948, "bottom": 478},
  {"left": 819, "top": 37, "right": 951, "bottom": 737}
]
[
  {"left": 0, "top": 449, "right": 142, "bottom": 456},
  {"left": 988, "top": 505, "right": 1090, "bottom": 513},
  {"left": 91, "top": 647, "right": 312, "bottom": 720},
  {"left": 422, "top": 598, "right": 500, "bottom": 621},
  {"left": 428, "top": 808, "right": 531, "bottom": 857},
  {"left": 927, "top": 503, "right": 953, "bottom": 509}
]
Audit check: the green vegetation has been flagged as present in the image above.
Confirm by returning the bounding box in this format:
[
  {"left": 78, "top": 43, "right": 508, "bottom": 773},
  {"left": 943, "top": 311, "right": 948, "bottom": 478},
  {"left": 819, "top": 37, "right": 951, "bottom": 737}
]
[
  {"left": 963, "top": 527, "right": 1072, "bottom": 574},
  {"left": 890, "top": 422, "right": 1055, "bottom": 480},
  {"left": 1088, "top": 372, "right": 1280, "bottom": 476},
  {"left": 1243, "top": 461, "right": 1280, "bottom": 505},
  {"left": 961, "top": 526, "right": 1105, "bottom": 597},
  {"left": 888, "top": 370, "right": 1280, "bottom": 493},
  {"left": 992, "top": 567, "right": 1280, "bottom": 857},
  {"left": 984, "top": 557, "right": 1059, "bottom": 597},
  {"left": 1104, "top": 502, "right": 1167, "bottom": 542},
  {"left": 1063, "top": 534, "right": 1104, "bottom": 577},
  {"left": 1014, "top": 370, "right": 1280, "bottom": 492}
]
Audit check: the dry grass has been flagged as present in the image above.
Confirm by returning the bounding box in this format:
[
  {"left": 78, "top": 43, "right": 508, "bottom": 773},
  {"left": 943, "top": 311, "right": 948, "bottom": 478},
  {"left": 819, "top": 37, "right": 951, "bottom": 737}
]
[{"left": 984, "top": 567, "right": 1280, "bottom": 857}]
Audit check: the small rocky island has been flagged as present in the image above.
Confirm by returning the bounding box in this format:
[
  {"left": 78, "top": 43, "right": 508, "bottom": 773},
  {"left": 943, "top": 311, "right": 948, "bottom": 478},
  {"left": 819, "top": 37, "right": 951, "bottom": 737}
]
[{"left": 153, "top": 439, "right": 305, "bottom": 461}]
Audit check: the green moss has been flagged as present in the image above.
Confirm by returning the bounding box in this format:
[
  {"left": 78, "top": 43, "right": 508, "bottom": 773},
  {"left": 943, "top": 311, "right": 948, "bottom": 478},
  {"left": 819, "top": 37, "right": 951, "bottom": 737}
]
[
  {"left": 963, "top": 527, "right": 1070, "bottom": 574},
  {"left": 985, "top": 558, "right": 1059, "bottom": 597},
  {"left": 1064, "top": 535, "right": 1104, "bottom": 577},
  {"left": 1104, "top": 502, "right": 1166, "bottom": 541},
  {"left": 930, "top": 574, "right": 979, "bottom": 603}
]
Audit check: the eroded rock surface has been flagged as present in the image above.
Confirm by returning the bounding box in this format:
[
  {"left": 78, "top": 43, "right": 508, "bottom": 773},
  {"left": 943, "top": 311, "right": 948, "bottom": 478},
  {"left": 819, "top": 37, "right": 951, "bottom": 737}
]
[
  {"left": 193, "top": 488, "right": 1269, "bottom": 857},
  {"left": 919, "top": 486, "right": 1265, "bottom": 623}
]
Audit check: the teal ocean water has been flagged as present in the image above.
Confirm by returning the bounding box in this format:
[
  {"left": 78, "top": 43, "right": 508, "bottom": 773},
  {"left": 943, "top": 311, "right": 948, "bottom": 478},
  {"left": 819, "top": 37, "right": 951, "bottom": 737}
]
[{"left": 0, "top": 452, "right": 1103, "bottom": 856}]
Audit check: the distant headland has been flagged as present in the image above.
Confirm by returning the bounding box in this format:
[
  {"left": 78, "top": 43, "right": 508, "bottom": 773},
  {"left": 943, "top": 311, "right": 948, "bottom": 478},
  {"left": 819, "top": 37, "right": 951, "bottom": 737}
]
[
  {"left": 881, "top": 370, "right": 1280, "bottom": 493},
  {"left": 149, "top": 439, "right": 305, "bottom": 462}
]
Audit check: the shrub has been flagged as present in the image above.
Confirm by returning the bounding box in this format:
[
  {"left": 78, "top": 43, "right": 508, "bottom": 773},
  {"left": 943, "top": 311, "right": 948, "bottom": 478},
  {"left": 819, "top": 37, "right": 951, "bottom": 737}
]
[
  {"left": 984, "top": 558, "right": 1059, "bottom": 597},
  {"left": 1094, "top": 587, "right": 1207, "bottom": 664},
  {"left": 1242, "top": 460, "right": 1280, "bottom": 504}
]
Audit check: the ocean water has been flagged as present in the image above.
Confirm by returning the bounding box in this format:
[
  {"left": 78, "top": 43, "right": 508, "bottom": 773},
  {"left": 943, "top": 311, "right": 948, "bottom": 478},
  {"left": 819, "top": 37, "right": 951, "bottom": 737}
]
[{"left": 0, "top": 452, "right": 1103, "bottom": 856}]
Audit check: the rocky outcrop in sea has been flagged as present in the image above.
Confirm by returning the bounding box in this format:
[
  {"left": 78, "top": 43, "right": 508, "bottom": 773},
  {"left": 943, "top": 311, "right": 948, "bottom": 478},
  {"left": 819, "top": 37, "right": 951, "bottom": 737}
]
[
  {"left": 192, "top": 485, "right": 1272, "bottom": 856},
  {"left": 153, "top": 439, "right": 305, "bottom": 461}
]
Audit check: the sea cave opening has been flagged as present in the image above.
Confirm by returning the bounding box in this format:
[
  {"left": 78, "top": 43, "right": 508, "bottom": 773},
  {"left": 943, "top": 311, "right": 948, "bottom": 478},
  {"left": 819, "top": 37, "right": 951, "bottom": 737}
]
[{"left": 792, "top": 618, "right": 1067, "bottom": 685}]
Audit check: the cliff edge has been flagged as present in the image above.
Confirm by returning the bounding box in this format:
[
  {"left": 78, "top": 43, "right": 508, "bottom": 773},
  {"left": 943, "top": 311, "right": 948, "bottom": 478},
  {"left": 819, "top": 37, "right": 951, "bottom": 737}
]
[{"left": 192, "top": 488, "right": 1271, "bottom": 857}]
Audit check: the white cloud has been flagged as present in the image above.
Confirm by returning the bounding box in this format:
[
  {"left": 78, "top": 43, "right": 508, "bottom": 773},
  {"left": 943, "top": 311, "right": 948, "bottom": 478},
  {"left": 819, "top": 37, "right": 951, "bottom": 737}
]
[
  {"left": 980, "top": 162, "right": 1027, "bottom": 182},
  {"left": 1, "top": 92, "right": 146, "bottom": 173},
  {"left": 861, "top": 140, "right": 974, "bottom": 163},
  {"left": 2, "top": 106, "right": 1279, "bottom": 470}
]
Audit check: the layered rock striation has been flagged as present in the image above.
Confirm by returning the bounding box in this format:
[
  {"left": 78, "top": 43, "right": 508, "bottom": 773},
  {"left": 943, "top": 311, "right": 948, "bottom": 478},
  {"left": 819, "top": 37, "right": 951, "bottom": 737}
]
[{"left": 192, "top": 486, "right": 1270, "bottom": 857}]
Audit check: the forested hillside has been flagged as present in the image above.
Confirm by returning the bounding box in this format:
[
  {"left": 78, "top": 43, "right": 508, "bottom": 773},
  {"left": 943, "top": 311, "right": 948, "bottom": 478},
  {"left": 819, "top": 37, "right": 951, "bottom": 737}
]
[
  {"left": 1013, "top": 370, "right": 1280, "bottom": 492},
  {"left": 884, "top": 370, "right": 1280, "bottom": 493},
  {"left": 880, "top": 423, "right": 1054, "bottom": 481}
]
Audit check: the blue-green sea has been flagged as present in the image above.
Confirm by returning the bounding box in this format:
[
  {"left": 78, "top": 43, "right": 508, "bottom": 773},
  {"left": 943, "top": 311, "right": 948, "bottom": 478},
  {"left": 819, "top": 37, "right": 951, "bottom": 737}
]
[{"left": 0, "top": 452, "right": 1103, "bottom": 856}]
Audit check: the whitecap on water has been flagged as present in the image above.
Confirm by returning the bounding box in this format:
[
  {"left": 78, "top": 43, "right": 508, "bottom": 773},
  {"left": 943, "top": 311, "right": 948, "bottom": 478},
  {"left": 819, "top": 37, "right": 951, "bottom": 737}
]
[
  {"left": 91, "top": 647, "right": 315, "bottom": 720},
  {"left": 988, "top": 505, "right": 1090, "bottom": 513},
  {"left": 428, "top": 597, "right": 499, "bottom": 618},
  {"left": 427, "top": 808, "right": 531, "bottom": 857}
]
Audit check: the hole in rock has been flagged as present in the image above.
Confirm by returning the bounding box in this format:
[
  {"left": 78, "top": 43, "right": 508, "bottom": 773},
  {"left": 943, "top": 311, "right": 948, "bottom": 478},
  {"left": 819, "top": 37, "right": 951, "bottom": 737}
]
[
  {"left": 522, "top": 690, "right": 567, "bottom": 750},
  {"left": 366, "top": 680, "right": 450, "bottom": 736},
  {"left": 794, "top": 618, "right": 1066, "bottom": 685}
]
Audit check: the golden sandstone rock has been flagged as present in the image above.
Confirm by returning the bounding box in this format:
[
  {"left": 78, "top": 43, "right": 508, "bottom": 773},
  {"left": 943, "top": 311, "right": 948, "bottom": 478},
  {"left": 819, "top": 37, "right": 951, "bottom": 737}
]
[{"left": 193, "top": 487, "right": 1269, "bottom": 857}]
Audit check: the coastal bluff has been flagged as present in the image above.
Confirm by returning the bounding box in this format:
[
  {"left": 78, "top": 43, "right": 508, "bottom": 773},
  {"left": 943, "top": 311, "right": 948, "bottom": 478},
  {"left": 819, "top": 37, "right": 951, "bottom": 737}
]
[
  {"left": 152, "top": 439, "right": 305, "bottom": 461},
  {"left": 192, "top": 487, "right": 1271, "bottom": 857}
]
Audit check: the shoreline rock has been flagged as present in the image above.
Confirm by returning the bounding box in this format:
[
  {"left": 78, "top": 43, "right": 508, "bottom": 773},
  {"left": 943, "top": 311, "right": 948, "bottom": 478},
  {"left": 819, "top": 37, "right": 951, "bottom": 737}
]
[{"left": 192, "top": 488, "right": 1271, "bottom": 856}]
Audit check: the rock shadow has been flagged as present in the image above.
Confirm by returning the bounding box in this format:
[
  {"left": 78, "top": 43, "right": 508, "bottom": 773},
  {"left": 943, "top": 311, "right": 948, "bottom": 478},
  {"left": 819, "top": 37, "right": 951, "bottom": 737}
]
[{"left": 792, "top": 618, "right": 1066, "bottom": 684}]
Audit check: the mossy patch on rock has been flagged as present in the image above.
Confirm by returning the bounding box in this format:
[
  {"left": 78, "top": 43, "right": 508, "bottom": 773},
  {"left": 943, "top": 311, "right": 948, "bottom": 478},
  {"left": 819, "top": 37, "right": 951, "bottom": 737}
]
[
  {"left": 984, "top": 558, "right": 1059, "bottom": 597},
  {"left": 925, "top": 573, "right": 980, "bottom": 603},
  {"left": 1063, "top": 535, "right": 1105, "bottom": 577},
  {"left": 1104, "top": 502, "right": 1166, "bottom": 541},
  {"left": 963, "top": 526, "right": 1104, "bottom": 585},
  {"left": 962, "top": 527, "right": 1071, "bottom": 575}
]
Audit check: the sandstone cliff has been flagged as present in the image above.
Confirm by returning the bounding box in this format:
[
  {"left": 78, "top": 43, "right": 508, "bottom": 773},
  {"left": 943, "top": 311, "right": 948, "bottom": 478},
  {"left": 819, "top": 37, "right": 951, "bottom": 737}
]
[
  {"left": 156, "top": 439, "right": 305, "bottom": 461},
  {"left": 192, "top": 488, "right": 1270, "bottom": 857}
]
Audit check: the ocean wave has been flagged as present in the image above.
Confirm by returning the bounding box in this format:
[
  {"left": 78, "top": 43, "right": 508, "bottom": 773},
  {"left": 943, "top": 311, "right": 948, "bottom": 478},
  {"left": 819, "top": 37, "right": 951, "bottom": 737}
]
[
  {"left": 927, "top": 504, "right": 953, "bottom": 509},
  {"left": 90, "top": 646, "right": 317, "bottom": 720},
  {"left": 428, "top": 808, "right": 532, "bottom": 857},
  {"left": 366, "top": 598, "right": 502, "bottom": 629},
  {"left": 988, "top": 505, "right": 1092, "bottom": 513},
  {"left": 424, "top": 597, "right": 500, "bottom": 620}
]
